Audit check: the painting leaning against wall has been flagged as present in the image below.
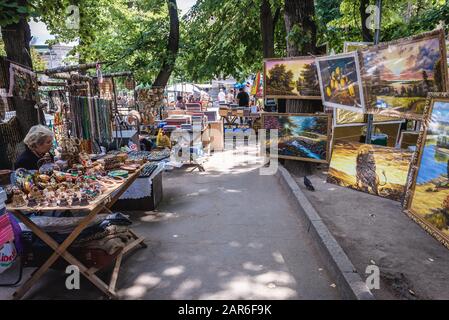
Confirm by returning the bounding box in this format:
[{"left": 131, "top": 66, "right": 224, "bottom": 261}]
[
  {"left": 360, "top": 29, "right": 448, "bottom": 120},
  {"left": 262, "top": 113, "right": 330, "bottom": 163},
  {"left": 404, "top": 94, "right": 449, "bottom": 249},
  {"left": 327, "top": 141, "right": 413, "bottom": 201}
]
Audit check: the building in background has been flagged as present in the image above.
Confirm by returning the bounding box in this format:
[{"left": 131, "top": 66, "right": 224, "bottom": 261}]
[{"left": 32, "top": 44, "right": 75, "bottom": 69}]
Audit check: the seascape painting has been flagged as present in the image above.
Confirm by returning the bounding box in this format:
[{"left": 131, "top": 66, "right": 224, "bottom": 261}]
[
  {"left": 316, "top": 52, "right": 365, "bottom": 112},
  {"left": 407, "top": 99, "right": 449, "bottom": 246},
  {"left": 263, "top": 113, "right": 329, "bottom": 163},
  {"left": 264, "top": 57, "right": 321, "bottom": 99},
  {"left": 328, "top": 142, "right": 413, "bottom": 201},
  {"left": 361, "top": 30, "right": 447, "bottom": 120}
]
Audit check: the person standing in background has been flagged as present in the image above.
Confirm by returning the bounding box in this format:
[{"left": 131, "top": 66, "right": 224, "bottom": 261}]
[
  {"left": 218, "top": 88, "right": 226, "bottom": 104},
  {"left": 236, "top": 87, "right": 250, "bottom": 125},
  {"left": 226, "top": 89, "right": 235, "bottom": 104}
]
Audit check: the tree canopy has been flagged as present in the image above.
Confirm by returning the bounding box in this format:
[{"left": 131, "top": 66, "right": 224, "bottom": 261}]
[{"left": 1, "top": 0, "right": 448, "bottom": 83}]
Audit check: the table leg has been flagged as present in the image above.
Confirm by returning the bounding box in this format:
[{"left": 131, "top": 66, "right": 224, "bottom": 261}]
[{"left": 11, "top": 209, "right": 103, "bottom": 299}]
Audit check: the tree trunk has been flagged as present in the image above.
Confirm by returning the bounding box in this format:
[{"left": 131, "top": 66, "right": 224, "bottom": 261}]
[
  {"left": 360, "top": 0, "right": 373, "bottom": 42},
  {"left": 282, "top": 0, "right": 321, "bottom": 175},
  {"left": 152, "top": 0, "right": 180, "bottom": 88},
  {"left": 283, "top": 0, "right": 321, "bottom": 113},
  {"left": 1, "top": 0, "right": 41, "bottom": 143},
  {"left": 260, "top": 0, "right": 275, "bottom": 59}
]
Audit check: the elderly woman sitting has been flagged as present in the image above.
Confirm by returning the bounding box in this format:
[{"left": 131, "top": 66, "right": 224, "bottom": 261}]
[{"left": 15, "top": 125, "right": 54, "bottom": 170}]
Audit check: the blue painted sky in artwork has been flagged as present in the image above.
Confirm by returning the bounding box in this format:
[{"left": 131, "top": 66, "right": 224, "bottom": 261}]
[{"left": 431, "top": 101, "right": 449, "bottom": 123}]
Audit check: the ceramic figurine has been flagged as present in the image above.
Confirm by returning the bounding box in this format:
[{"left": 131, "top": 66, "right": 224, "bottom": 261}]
[
  {"left": 29, "top": 186, "right": 43, "bottom": 203},
  {"left": 49, "top": 196, "right": 57, "bottom": 207},
  {"left": 80, "top": 194, "right": 89, "bottom": 206},
  {"left": 71, "top": 195, "right": 80, "bottom": 206},
  {"left": 58, "top": 196, "right": 69, "bottom": 207},
  {"left": 11, "top": 188, "right": 26, "bottom": 207},
  {"left": 27, "top": 196, "right": 38, "bottom": 207}
]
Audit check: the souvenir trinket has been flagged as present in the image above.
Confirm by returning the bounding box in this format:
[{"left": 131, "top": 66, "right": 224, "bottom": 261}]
[
  {"left": 58, "top": 196, "right": 69, "bottom": 207},
  {"left": 27, "top": 196, "right": 38, "bottom": 207},
  {"left": 11, "top": 188, "right": 26, "bottom": 207},
  {"left": 80, "top": 194, "right": 89, "bottom": 206}
]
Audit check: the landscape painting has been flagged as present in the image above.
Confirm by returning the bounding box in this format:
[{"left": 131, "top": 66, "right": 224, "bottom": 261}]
[
  {"left": 343, "top": 41, "right": 372, "bottom": 53},
  {"left": 316, "top": 52, "right": 365, "bottom": 112},
  {"left": 405, "top": 96, "right": 449, "bottom": 248},
  {"left": 334, "top": 108, "right": 403, "bottom": 127},
  {"left": 328, "top": 141, "right": 413, "bottom": 201},
  {"left": 334, "top": 108, "right": 365, "bottom": 127},
  {"left": 361, "top": 29, "right": 448, "bottom": 120},
  {"left": 262, "top": 113, "right": 330, "bottom": 163},
  {"left": 264, "top": 57, "right": 321, "bottom": 99}
]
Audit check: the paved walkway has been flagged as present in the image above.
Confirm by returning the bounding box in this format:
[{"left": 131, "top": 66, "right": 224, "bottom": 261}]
[{"left": 0, "top": 147, "right": 340, "bottom": 299}]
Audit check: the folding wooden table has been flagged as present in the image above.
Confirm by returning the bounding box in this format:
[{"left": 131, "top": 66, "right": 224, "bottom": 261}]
[{"left": 7, "top": 167, "right": 147, "bottom": 300}]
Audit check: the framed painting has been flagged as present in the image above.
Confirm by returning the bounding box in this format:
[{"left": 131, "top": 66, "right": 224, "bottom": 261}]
[
  {"left": 333, "top": 108, "right": 404, "bottom": 128},
  {"left": 263, "top": 56, "right": 321, "bottom": 99},
  {"left": 316, "top": 51, "right": 366, "bottom": 112},
  {"left": 333, "top": 108, "right": 365, "bottom": 127},
  {"left": 343, "top": 41, "right": 372, "bottom": 53},
  {"left": 262, "top": 113, "right": 331, "bottom": 163},
  {"left": 404, "top": 93, "right": 449, "bottom": 248},
  {"left": 327, "top": 141, "right": 413, "bottom": 201},
  {"left": 359, "top": 29, "right": 449, "bottom": 120}
]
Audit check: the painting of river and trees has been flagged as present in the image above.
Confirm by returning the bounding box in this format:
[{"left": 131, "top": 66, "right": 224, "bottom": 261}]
[
  {"left": 405, "top": 96, "right": 449, "bottom": 248},
  {"left": 264, "top": 57, "right": 321, "bottom": 99},
  {"left": 262, "top": 113, "right": 330, "bottom": 163},
  {"left": 360, "top": 29, "right": 448, "bottom": 120}
]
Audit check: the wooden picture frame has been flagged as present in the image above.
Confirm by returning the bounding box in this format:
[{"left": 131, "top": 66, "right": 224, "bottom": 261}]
[
  {"left": 316, "top": 51, "right": 366, "bottom": 113},
  {"left": 262, "top": 112, "right": 331, "bottom": 163},
  {"left": 333, "top": 108, "right": 365, "bottom": 127},
  {"left": 328, "top": 141, "right": 414, "bottom": 201},
  {"left": 263, "top": 56, "right": 322, "bottom": 100},
  {"left": 332, "top": 108, "right": 405, "bottom": 128},
  {"left": 404, "top": 92, "right": 449, "bottom": 249},
  {"left": 359, "top": 29, "right": 449, "bottom": 121}
]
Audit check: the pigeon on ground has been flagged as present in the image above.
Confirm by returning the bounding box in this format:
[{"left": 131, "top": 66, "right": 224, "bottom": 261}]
[{"left": 304, "top": 176, "right": 315, "bottom": 191}]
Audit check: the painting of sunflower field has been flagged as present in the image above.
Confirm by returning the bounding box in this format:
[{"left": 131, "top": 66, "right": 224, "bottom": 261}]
[
  {"left": 264, "top": 57, "right": 321, "bottom": 99},
  {"left": 262, "top": 113, "right": 330, "bottom": 163},
  {"left": 406, "top": 97, "right": 449, "bottom": 248},
  {"left": 316, "top": 52, "right": 365, "bottom": 112}
]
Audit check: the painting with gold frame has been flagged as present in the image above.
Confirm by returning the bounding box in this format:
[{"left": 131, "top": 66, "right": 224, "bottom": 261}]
[
  {"left": 328, "top": 141, "right": 413, "bottom": 201},
  {"left": 404, "top": 93, "right": 449, "bottom": 249},
  {"left": 262, "top": 113, "right": 331, "bottom": 163},
  {"left": 343, "top": 41, "right": 372, "bottom": 53},
  {"left": 263, "top": 56, "right": 321, "bottom": 99},
  {"left": 359, "top": 29, "right": 449, "bottom": 120}
]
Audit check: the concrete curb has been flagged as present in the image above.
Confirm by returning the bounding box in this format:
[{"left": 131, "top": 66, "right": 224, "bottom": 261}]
[{"left": 276, "top": 165, "right": 375, "bottom": 300}]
